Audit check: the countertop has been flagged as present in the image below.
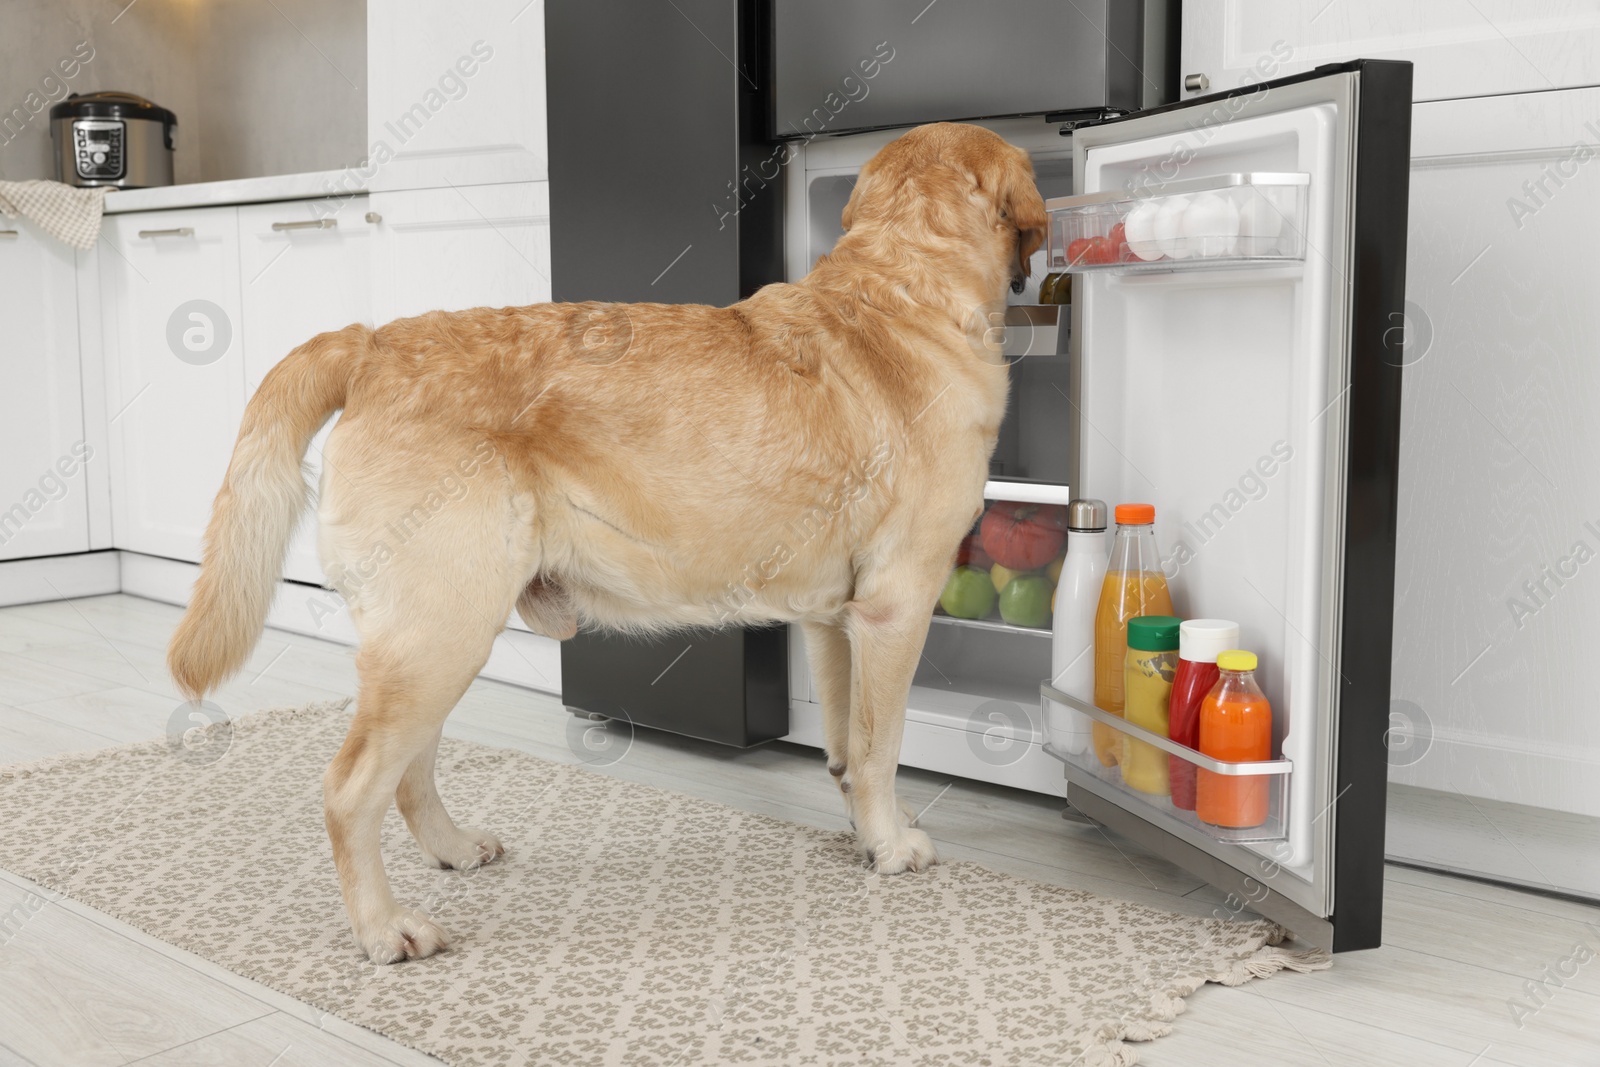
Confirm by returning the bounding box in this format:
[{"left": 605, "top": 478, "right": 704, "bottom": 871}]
[{"left": 104, "top": 170, "right": 363, "bottom": 214}]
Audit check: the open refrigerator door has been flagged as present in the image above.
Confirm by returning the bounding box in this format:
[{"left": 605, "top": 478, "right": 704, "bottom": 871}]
[{"left": 1042, "top": 61, "right": 1412, "bottom": 952}]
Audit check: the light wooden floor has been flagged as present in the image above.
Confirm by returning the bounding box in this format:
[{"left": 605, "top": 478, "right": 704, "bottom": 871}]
[{"left": 0, "top": 594, "right": 1595, "bottom": 1066}]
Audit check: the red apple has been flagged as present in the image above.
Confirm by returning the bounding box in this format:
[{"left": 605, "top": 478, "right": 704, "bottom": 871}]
[
  {"left": 954, "top": 533, "right": 992, "bottom": 570},
  {"left": 980, "top": 501, "right": 1069, "bottom": 570}
]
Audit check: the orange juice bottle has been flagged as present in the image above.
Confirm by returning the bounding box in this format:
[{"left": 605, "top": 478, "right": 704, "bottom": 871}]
[
  {"left": 1196, "top": 650, "right": 1274, "bottom": 828},
  {"left": 1093, "top": 504, "right": 1173, "bottom": 767}
]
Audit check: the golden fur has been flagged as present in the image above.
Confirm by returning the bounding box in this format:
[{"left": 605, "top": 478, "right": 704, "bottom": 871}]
[{"left": 168, "top": 122, "right": 1047, "bottom": 963}]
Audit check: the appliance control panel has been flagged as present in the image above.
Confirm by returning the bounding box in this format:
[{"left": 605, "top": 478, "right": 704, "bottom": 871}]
[{"left": 73, "top": 119, "right": 125, "bottom": 181}]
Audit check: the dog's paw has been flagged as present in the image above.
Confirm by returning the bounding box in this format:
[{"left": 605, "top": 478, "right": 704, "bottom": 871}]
[
  {"left": 361, "top": 907, "right": 449, "bottom": 965},
  {"left": 865, "top": 826, "right": 938, "bottom": 875},
  {"left": 421, "top": 827, "right": 505, "bottom": 871}
]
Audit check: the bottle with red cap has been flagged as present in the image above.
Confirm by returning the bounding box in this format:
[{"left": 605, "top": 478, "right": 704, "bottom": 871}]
[
  {"left": 1167, "top": 619, "right": 1240, "bottom": 811},
  {"left": 1092, "top": 503, "right": 1173, "bottom": 769}
]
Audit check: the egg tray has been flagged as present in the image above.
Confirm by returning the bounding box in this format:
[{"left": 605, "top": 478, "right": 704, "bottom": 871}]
[{"left": 1044, "top": 172, "right": 1311, "bottom": 274}]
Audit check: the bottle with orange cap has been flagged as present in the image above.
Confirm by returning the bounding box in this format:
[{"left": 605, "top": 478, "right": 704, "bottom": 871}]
[{"left": 1091, "top": 503, "right": 1174, "bottom": 768}]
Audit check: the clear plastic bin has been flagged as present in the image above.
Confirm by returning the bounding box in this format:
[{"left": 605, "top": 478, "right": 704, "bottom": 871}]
[
  {"left": 1040, "top": 680, "right": 1292, "bottom": 844},
  {"left": 1045, "top": 172, "right": 1311, "bottom": 274}
]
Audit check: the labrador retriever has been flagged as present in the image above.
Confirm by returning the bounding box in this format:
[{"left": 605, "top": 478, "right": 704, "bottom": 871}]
[{"left": 168, "top": 122, "right": 1048, "bottom": 963}]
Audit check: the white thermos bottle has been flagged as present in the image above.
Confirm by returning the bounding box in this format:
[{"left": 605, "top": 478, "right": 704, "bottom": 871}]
[{"left": 1046, "top": 498, "right": 1109, "bottom": 755}]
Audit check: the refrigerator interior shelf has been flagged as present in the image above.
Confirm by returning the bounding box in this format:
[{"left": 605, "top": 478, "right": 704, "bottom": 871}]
[
  {"left": 1044, "top": 172, "right": 1311, "bottom": 275},
  {"left": 1041, "top": 681, "right": 1291, "bottom": 844},
  {"left": 929, "top": 612, "right": 1052, "bottom": 638}
]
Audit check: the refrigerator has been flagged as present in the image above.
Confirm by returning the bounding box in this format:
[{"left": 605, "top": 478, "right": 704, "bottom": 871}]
[{"left": 1037, "top": 60, "right": 1412, "bottom": 953}]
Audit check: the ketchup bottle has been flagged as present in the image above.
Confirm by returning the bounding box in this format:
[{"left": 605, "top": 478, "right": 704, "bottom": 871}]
[{"left": 1167, "top": 619, "right": 1239, "bottom": 811}]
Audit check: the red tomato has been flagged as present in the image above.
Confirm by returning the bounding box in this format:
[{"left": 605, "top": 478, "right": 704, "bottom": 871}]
[
  {"left": 1084, "top": 236, "right": 1115, "bottom": 264},
  {"left": 1066, "top": 237, "right": 1093, "bottom": 266},
  {"left": 979, "top": 501, "right": 1070, "bottom": 571},
  {"left": 1107, "top": 222, "right": 1129, "bottom": 261}
]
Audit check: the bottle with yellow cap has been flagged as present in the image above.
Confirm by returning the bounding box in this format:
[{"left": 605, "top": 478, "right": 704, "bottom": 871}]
[{"left": 1195, "top": 650, "right": 1273, "bottom": 829}]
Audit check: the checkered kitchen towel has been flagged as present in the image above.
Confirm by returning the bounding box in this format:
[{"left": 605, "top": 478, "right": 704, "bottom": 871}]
[{"left": 0, "top": 179, "right": 109, "bottom": 249}]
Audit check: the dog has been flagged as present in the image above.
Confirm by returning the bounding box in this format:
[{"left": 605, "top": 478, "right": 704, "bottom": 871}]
[{"left": 168, "top": 122, "right": 1047, "bottom": 964}]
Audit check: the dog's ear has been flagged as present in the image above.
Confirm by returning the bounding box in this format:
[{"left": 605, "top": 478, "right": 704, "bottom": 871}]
[{"left": 1004, "top": 152, "right": 1048, "bottom": 279}]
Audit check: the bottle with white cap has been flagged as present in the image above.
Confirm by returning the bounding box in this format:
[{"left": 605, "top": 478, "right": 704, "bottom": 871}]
[
  {"left": 1168, "top": 618, "right": 1241, "bottom": 811},
  {"left": 1045, "top": 498, "right": 1109, "bottom": 755}
]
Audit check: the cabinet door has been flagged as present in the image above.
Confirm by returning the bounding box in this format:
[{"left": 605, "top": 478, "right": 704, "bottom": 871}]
[
  {"left": 1181, "top": 0, "right": 1600, "bottom": 104},
  {"left": 102, "top": 207, "right": 245, "bottom": 563},
  {"left": 1390, "top": 87, "right": 1600, "bottom": 866},
  {"left": 368, "top": 182, "right": 551, "bottom": 324},
  {"left": 366, "top": 0, "right": 547, "bottom": 190},
  {"left": 237, "top": 199, "right": 375, "bottom": 585},
  {"left": 0, "top": 221, "right": 89, "bottom": 561}
]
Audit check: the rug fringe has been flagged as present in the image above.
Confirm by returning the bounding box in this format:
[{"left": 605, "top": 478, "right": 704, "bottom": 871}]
[
  {"left": 1081, "top": 923, "right": 1331, "bottom": 1064},
  {"left": 1210, "top": 942, "right": 1333, "bottom": 986}
]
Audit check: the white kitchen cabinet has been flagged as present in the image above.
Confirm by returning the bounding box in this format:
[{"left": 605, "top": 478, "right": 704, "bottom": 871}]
[
  {"left": 368, "top": 182, "right": 551, "bottom": 324},
  {"left": 0, "top": 220, "right": 89, "bottom": 561},
  {"left": 237, "top": 198, "right": 376, "bottom": 585},
  {"left": 366, "top": 0, "right": 547, "bottom": 191},
  {"left": 1181, "top": 1, "right": 1600, "bottom": 103},
  {"left": 101, "top": 206, "right": 245, "bottom": 564},
  {"left": 1390, "top": 85, "right": 1600, "bottom": 828}
]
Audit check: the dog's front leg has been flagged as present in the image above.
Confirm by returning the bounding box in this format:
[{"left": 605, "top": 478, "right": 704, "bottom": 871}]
[
  {"left": 801, "top": 620, "right": 855, "bottom": 815},
  {"left": 842, "top": 590, "right": 940, "bottom": 874}
]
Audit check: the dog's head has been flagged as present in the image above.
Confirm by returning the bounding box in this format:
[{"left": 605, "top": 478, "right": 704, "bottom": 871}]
[{"left": 841, "top": 123, "right": 1048, "bottom": 297}]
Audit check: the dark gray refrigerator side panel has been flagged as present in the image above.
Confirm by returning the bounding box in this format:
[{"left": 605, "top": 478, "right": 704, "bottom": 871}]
[
  {"left": 547, "top": 0, "right": 781, "bottom": 305},
  {"left": 545, "top": 0, "right": 789, "bottom": 747}
]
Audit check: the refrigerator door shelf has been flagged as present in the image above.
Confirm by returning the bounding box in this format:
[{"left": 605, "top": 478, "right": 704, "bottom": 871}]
[
  {"left": 1041, "top": 681, "right": 1292, "bottom": 846},
  {"left": 1045, "top": 172, "right": 1311, "bottom": 273}
]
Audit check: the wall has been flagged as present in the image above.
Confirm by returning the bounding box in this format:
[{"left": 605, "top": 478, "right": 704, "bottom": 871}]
[
  {"left": 0, "top": 0, "right": 201, "bottom": 183},
  {"left": 0, "top": 0, "right": 365, "bottom": 186},
  {"left": 192, "top": 0, "right": 366, "bottom": 183}
]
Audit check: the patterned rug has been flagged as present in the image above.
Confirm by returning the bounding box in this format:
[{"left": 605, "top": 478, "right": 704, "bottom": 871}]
[{"left": 0, "top": 701, "right": 1328, "bottom": 1065}]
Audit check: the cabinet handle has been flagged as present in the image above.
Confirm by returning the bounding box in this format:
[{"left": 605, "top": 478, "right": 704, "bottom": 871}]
[
  {"left": 0, "top": 230, "right": 17, "bottom": 240},
  {"left": 271, "top": 219, "right": 337, "bottom": 232},
  {"left": 364, "top": 211, "right": 382, "bottom": 225},
  {"left": 1184, "top": 73, "right": 1211, "bottom": 93},
  {"left": 138, "top": 227, "right": 194, "bottom": 239}
]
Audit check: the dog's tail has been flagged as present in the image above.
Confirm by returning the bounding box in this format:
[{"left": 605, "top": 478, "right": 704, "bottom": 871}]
[{"left": 167, "top": 323, "right": 369, "bottom": 701}]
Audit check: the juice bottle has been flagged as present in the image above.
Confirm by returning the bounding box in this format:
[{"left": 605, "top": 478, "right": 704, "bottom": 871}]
[
  {"left": 1122, "top": 615, "right": 1179, "bottom": 794},
  {"left": 1092, "top": 504, "right": 1173, "bottom": 767},
  {"left": 1168, "top": 619, "right": 1240, "bottom": 811},
  {"left": 1196, "top": 650, "right": 1274, "bottom": 829}
]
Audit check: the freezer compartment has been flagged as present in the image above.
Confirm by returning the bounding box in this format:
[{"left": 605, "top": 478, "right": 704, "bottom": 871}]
[
  {"left": 1041, "top": 681, "right": 1292, "bottom": 845},
  {"left": 1045, "top": 173, "right": 1310, "bottom": 273}
]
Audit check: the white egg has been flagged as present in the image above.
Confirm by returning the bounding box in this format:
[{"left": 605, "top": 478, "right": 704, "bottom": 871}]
[
  {"left": 1236, "top": 186, "right": 1285, "bottom": 256},
  {"left": 1180, "top": 192, "right": 1240, "bottom": 257},
  {"left": 1123, "top": 200, "right": 1163, "bottom": 261},
  {"left": 1153, "top": 195, "right": 1192, "bottom": 258}
]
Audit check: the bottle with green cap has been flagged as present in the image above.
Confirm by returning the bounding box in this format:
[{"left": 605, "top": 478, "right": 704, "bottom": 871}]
[{"left": 1122, "top": 615, "right": 1180, "bottom": 795}]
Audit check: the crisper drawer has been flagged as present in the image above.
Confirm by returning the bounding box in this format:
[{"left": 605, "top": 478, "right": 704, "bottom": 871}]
[{"left": 915, "top": 485, "right": 1072, "bottom": 752}]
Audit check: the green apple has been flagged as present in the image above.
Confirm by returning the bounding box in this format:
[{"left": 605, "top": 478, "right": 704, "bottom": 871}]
[
  {"left": 940, "top": 566, "right": 997, "bottom": 619},
  {"left": 999, "top": 574, "right": 1054, "bottom": 628}
]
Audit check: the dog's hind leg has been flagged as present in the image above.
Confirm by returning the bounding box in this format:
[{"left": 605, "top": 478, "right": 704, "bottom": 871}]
[
  {"left": 320, "top": 439, "right": 530, "bottom": 963},
  {"left": 397, "top": 727, "right": 505, "bottom": 871}
]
